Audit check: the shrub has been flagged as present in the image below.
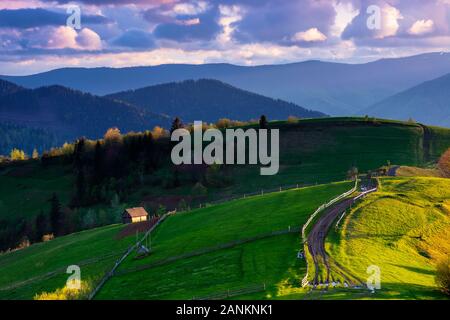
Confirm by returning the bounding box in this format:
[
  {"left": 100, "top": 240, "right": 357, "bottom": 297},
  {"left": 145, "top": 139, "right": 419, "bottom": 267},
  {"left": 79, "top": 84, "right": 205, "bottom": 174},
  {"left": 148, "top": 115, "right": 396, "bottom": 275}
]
[
  {"left": 436, "top": 257, "right": 450, "bottom": 296},
  {"left": 287, "top": 116, "right": 299, "bottom": 123},
  {"left": 192, "top": 182, "right": 207, "bottom": 196},
  {"left": 438, "top": 148, "right": 450, "bottom": 177},
  {"left": 34, "top": 281, "right": 92, "bottom": 300}
]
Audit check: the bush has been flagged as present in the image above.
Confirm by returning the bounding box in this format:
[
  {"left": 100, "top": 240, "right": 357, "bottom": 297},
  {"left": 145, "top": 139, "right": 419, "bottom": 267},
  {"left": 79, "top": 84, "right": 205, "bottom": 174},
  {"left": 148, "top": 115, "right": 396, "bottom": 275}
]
[
  {"left": 436, "top": 257, "right": 450, "bottom": 296},
  {"left": 192, "top": 182, "right": 207, "bottom": 196},
  {"left": 34, "top": 281, "right": 92, "bottom": 300},
  {"left": 287, "top": 115, "right": 299, "bottom": 123},
  {"left": 438, "top": 148, "right": 450, "bottom": 177}
]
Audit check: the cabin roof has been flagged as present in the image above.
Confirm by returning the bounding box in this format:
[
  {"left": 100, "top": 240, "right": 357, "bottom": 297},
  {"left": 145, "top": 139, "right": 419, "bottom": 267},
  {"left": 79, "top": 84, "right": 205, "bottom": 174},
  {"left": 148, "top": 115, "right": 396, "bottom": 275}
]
[{"left": 124, "top": 207, "right": 148, "bottom": 218}]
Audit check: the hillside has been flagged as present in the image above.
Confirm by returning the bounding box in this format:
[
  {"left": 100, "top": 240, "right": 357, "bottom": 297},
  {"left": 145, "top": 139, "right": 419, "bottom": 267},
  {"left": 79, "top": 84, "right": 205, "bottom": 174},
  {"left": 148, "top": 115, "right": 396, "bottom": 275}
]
[
  {"left": 324, "top": 177, "right": 450, "bottom": 299},
  {"left": 364, "top": 73, "right": 450, "bottom": 127},
  {"left": 2, "top": 117, "right": 450, "bottom": 226},
  {"left": 0, "top": 181, "right": 352, "bottom": 299},
  {"left": 0, "top": 224, "right": 135, "bottom": 299},
  {"left": 0, "top": 79, "right": 170, "bottom": 149},
  {"left": 4, "top": 53, "right": 450, "bottom": 115},
  {"left": 106, "top": 79, "right": 325, "bottom": 123}
]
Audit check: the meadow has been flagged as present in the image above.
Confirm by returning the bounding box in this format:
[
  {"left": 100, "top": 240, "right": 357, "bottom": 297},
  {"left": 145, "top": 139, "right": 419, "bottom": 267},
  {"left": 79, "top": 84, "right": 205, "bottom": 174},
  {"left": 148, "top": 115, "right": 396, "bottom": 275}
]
[
  {"left": 96, "top": 182, "right": 353, "bottom": 299},
  {"left": 0, "top": 224, "right": 133, "bottom": 299},
  {"left": 3, "top": 117, "right": 450, "bottom": 226},
  {"left": 325, "top": 177, "right": 450, "bottom": 299}
]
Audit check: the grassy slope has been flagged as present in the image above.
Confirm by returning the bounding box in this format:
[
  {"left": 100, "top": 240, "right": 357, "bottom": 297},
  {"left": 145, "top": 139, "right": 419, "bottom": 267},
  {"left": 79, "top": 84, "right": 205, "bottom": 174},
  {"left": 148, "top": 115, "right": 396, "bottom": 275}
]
[
  {"left": 324, "top": 177, "right": 450, "bottom": 299},
  {"left": 0, "top": 163, "right": 73, "bottom": 220},
  {"left": 96, "top": 181, "right": 353, "bottom": 299},
  {"left": 0, "top": 224, "right": 133, "bottom": 299},
  {"left": 3, "top": 117, "right": 450, "bottom": 224}
]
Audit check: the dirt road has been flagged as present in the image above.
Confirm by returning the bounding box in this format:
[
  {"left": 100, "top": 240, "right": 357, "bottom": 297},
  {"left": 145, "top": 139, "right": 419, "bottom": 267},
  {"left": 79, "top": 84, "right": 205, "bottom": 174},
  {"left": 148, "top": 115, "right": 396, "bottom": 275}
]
[{"left": 307, "top": 197, "right": 364, "bottom": 287}]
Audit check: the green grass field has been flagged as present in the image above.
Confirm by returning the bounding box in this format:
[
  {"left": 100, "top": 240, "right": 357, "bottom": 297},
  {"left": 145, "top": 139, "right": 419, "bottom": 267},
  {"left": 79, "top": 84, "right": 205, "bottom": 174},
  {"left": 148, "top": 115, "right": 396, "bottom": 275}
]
[
  {"left": 324, "top": 177, "right": 450, "bottom": 299},
  {"left": 2, "top": 117, "right": 450, "bottom": 225},
  {"left": 0, "top": 224, "right": 134, "bottom": 300},
  {"left": 1, "top": 118, "right": 450, "bottom": 300},
  {"left": 0, "top": 181, "right": 351, "bottom": 300},
  {"left": 96, "top": 181, "right": 353, "bottom": 299},
  {"left": 0, "top": 163, "right": 73, "bottom": 221}
]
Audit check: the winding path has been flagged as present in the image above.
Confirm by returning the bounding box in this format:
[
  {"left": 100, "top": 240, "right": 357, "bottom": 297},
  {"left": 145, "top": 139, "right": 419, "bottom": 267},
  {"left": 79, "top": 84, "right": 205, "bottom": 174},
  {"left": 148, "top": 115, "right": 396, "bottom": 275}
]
[{"left": 306, "top": 187, "right": 377, "bottom": 287}]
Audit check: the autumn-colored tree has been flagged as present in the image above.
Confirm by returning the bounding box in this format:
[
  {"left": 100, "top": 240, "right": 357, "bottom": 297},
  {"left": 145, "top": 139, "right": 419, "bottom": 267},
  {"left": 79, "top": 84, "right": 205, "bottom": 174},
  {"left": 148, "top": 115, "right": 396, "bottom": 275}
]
[
  {"left": 438, "top": 148, "right": 450, "bottom": 177},
  {"left": 152, "top": 126, "right": 167, "bottom": 139},
  {"left": 32, "top": 148, "right": 39, "bottom": 159},
  {"left": 10, "top": 148, "right": 26, "bottom": 161},
  {"left": 287, "top": 115, "right": 299, "bottom": 123},
  {"left": 216, "top": 118, "right": 232, "bottom": 129},
  {"left": 104, "top": 127, "right": 122, "bottom": 143}
]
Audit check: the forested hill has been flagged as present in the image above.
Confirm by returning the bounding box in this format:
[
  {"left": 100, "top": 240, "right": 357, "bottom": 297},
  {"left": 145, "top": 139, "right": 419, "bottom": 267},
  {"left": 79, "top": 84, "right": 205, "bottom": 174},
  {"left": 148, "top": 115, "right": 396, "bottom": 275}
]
[
  {"left": 106, "top": 79, "right": 326, "bottom": 123},
  {"left": 0, "top": 79, "right": 170, "bottom": 154}
]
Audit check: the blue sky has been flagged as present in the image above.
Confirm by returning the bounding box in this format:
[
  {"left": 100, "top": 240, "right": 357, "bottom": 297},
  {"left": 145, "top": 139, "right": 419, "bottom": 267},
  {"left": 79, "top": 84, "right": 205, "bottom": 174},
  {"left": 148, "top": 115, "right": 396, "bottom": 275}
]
[{"left": 1, "top": 0, "right": 450, "bottom": 75}]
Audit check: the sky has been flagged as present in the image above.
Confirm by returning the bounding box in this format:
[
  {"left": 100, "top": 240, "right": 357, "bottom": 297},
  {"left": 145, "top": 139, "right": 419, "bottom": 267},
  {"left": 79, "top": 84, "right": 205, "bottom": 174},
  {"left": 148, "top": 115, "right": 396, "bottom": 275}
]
[{"left": 1, "top": 0, "right": 450, "bottom": 75}]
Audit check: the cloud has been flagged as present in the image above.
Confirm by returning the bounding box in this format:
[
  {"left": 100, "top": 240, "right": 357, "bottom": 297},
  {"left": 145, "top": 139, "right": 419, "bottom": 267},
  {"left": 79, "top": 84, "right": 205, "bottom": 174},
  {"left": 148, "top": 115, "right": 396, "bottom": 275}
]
[
  {"left": 292, "top": 28, "right": 327, "bottom": 42},
  {"left": 46, "top": 26, "right": 102, "bottom": 50},
  {"left": 152, "top": 7, "right": 221, "bottom": 41},
  {"left": 77, "top": 28, "right": 102, "bottom": 50},
  {"left": 217, "top": 4, "right": 244, "bottom": 44},
  {"left": 232, "top": 0, "right": 336, "bottom": 45},
  {"left": 171, "top": 1, "right": 209, "bottom": 16},
  {"left": 39, "top": 0, "right": 177, "bottom": 5},
  {"left": 342, "top": 1, "right": 403, "bottom": 41},
  {"left": 111, "top": 29, "right": 155, "bottom": 48},
  {"left": 0, "top": 8, "right": 108, "bottom": 29},
  {"left": 408, "top": 19, "right": 434, "bottom": 35}
]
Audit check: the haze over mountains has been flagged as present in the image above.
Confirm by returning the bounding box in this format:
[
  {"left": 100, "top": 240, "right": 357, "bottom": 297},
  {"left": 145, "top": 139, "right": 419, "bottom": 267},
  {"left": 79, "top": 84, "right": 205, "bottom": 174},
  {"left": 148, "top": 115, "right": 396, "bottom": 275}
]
[
  {"left": 3, "top": 52, "right": 450, "bottom": 116},
  {"left": 107, "top": 79, "right": 324, "bottom": 123},
  {"left": 365, "top": 73, "right": 450, "bottom": 127}
]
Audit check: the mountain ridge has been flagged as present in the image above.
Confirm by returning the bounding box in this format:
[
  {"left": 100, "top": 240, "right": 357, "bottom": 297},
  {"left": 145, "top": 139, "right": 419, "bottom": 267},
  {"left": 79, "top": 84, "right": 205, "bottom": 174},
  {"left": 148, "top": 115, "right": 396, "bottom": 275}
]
[
  {"left": 4, "top": 52, "right": 450, "bottom": 115},
  {"left": 106, "top": 79, "right": 326, "bottom": 123}
]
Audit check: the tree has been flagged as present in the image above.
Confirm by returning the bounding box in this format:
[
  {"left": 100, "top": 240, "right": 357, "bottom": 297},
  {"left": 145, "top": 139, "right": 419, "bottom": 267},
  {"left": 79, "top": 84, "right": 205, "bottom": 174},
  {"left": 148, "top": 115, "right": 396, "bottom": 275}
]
[
  {"left": 438, "top": 148, "right": 450, "bottom": 177},
  {"left": 170, "top": 117, "right": 183, "bottom": 134},
  {"left": 73, "top": 138, "right": 85, "bottom": 170},
  {"left": 152, "top": 126, "right": 167, "bottom": 140},
  {"left": 436, "top": 257, "right": 450, "bottom": 296},
  {"left": 35, "top": 210, "right": 48, "bottom": 242},
  {"left": 287, "top": 115, "right": 299, "bottom": 123},
  {"left": 49, "top": 193, "right": 62, "bottom": 236},
  {"left": 75, "top": 169, "right": 85, "bottom": 205},
  {"left": 104, "top": 127, "right": 122, "bottom": 144},
  {"left": 259, "top": 115, "right": 268, "bottom": 129},
  {"left": 347, "top": 166, "right": 359, "bottom": 180},
  {"left": 10, "top": 148, "right": 26, "bottom": 161}
]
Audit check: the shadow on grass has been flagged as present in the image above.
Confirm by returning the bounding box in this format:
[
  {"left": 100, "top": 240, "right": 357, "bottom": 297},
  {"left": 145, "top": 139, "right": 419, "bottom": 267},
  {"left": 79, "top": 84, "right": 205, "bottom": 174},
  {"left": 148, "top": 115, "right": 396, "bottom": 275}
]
[{"left": 390, "top": 264, "right": 435, "bottom": 276}]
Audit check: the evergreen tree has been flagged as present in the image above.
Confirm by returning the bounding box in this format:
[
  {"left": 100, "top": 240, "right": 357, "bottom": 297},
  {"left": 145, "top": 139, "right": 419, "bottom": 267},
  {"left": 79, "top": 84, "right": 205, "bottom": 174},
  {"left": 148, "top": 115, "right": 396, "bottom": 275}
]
[
  {"left": 73, "top": 138, "right": 85, "bottom": 170},
  {"left": 170, "top": 117, "right": 183, "bottom": 133},
  {"left": 93, "top": 141, "right": 103, "bottom": 185},
  {"left": 35, "top": 210, "right": 48, "bottom": 242},
  {"left": 49, "top": 193, "right": 62, "bottom": 236},
  {"left": 259, "top": 115, "right": 268, "bottom": 129}
]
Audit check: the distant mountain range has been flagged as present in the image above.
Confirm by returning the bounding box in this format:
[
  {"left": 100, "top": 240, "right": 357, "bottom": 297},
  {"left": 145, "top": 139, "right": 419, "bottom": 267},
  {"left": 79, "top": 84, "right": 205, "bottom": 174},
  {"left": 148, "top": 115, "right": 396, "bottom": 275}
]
[
  {"left": 106, "top": 79, "right": 324, "bottom": 123},
  {"left": 364, "top": 73, "right": 450, "bottom": 127},
  {"left": 3, "top": 52, "right": 450, "bottom": 116},
  {"left": 0, "top": 78, "right": 323, "bottom": 155},
  {"left": 0, "top": 79, "right": 169, "bottom": 145}
]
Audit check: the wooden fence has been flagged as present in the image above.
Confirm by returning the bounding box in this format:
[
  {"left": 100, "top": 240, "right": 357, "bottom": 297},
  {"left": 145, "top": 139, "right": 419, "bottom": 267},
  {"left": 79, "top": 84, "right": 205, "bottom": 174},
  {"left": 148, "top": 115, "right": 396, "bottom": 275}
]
[{"left": 192, "top": 283, "right": 266, "bottom": 300}]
